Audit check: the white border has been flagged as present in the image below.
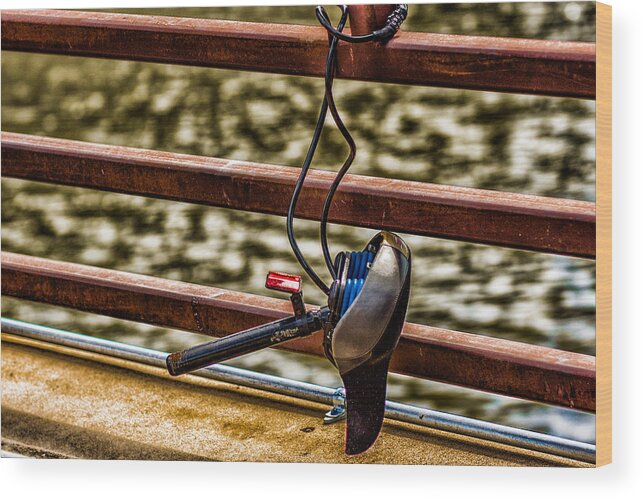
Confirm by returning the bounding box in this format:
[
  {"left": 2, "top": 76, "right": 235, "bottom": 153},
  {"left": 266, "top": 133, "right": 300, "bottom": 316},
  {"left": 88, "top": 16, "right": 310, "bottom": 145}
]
[{"left": 1, "top": 0, "right": 641, "bottom": 496}]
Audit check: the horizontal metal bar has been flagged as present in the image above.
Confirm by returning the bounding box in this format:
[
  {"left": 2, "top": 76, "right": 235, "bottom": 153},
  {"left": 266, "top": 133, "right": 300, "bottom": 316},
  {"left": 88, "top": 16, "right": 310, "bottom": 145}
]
[
  {"left": 0, "top": 317, "right": 596, "bottom": 463},
  {"left": 1, "top": 133, "right": 596, "bottom": 258},
  {"left": 1, "top": 252, "right": 596, "bottom": 411},
  {"left": 1, "top": 10, "right": 596, "bottom": 98}
]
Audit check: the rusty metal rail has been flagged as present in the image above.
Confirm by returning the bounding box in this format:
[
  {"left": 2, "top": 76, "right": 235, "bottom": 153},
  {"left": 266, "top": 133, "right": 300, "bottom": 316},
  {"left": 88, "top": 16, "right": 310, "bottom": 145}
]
[
  {"left": 1, "top": 133, "right": 596, "bottom": 258},
  {"left": 1, "top": 252, "right": 596, "bottom": 411},
  {"left": 1, "top": 9, "right": 596, "bottom": 98}
]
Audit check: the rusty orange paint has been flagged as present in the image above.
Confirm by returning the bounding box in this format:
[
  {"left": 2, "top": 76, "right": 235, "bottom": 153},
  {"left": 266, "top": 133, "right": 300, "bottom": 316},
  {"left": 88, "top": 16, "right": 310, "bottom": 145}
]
[
  {"left": 1, "top": 132, "right": 596, "bottom": 258},
  {"left": 1, "top": 9, "right": 596, "bottom": 98},
  {"left": 1, "top": 252, "right": 596, "bottom": 411}
]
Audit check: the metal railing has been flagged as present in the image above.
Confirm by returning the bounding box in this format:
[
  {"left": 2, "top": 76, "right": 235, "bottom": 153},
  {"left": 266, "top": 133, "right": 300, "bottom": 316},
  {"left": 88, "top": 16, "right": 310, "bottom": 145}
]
[
  {"left": 1, "top": 251, "right": 596, "bottom": 411},
  {"left": 0, "top": 6, "right": 597, "bottom": 457},
  {"left": 1, "top": 9, "right": 596, "bottom": 98},
  {"left": 1, "top": 132, "right": 596, "bottom": 258}
]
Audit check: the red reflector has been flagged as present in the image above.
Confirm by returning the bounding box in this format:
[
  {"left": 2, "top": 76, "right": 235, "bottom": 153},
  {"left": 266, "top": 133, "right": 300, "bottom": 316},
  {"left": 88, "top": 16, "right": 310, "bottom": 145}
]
[{"left": 265, "top": 272, "right": 302, "bottom": 293}]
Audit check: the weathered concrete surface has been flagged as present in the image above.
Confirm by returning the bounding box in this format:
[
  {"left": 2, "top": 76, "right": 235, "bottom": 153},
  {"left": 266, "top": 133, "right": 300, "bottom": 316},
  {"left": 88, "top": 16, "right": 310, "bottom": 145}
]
[{"left": 1, "top": 335, "right": 589, "bottom": 466}]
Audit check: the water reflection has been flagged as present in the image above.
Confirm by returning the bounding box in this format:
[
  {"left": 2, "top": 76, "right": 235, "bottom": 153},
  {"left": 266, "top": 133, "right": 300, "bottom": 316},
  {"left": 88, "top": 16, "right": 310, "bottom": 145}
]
[{"left": 1, "top": 2, "right": 596, "bottom": 443}]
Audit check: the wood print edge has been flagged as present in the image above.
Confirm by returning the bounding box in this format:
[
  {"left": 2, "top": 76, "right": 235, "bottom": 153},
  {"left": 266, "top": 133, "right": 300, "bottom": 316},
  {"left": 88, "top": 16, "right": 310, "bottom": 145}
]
[{"left": 595, "top": 0, "right": 612, "bottom": 467}]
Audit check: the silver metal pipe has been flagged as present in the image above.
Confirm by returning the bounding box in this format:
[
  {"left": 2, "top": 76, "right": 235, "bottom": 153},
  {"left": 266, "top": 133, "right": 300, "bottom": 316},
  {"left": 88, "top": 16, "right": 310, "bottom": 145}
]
[
  {"left": 384, "top": 401, "right": 595, "bottom": 462},
  {"left": 1, "top": 317, "right": 595, "bottom": 463}
]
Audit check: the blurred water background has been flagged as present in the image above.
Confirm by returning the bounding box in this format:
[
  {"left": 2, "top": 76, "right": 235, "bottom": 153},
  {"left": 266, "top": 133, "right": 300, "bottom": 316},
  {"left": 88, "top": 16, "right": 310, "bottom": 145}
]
[{"left": 1, "top": 2, "right": 596, "bottom": 443}]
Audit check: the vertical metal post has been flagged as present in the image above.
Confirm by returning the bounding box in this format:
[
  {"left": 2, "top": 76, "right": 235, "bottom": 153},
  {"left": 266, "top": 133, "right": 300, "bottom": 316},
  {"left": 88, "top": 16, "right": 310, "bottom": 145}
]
[{"left": 346, "top": 4, "right": 396, "bottom": 35}]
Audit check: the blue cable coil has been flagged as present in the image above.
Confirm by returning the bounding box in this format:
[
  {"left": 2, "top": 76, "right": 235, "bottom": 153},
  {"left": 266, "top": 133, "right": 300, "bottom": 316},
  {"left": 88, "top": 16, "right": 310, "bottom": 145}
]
[{"left": 339, "top": 250, "right": 374, "bottom": 317}]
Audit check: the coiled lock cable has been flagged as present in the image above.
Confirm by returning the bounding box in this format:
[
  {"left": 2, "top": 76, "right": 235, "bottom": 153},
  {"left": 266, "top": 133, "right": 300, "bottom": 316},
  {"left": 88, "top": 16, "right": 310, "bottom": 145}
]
[{"left": 286, "top": 5, "right": 408, "bottom": 294}]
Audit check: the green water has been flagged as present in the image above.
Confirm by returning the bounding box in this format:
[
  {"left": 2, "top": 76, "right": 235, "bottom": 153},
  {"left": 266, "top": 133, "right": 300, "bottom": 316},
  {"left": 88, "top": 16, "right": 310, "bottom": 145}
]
[{"left": 1, "top": 2, "right": 596, "bottom": 443}]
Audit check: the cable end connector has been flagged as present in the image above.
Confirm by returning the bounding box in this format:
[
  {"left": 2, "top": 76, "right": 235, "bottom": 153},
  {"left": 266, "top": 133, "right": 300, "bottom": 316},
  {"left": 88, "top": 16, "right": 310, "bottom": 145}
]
[{"left": 372, "top": 4, "right": 408, "bottom": 44}]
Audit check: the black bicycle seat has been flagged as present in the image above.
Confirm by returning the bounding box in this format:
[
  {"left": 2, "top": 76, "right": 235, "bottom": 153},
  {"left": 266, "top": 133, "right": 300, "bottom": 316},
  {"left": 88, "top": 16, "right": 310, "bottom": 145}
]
[{"left": 324, "top": 231, "right": 412, "bottom": 454}]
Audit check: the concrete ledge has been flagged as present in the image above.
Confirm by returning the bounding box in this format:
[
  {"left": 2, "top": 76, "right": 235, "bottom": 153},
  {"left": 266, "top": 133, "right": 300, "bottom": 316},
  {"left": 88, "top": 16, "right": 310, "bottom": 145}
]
[{"left": 1, "top": 337, "right": 589, "bottom": 466}]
